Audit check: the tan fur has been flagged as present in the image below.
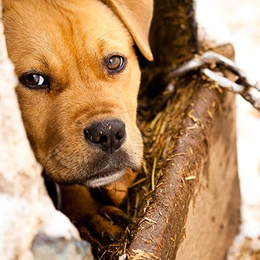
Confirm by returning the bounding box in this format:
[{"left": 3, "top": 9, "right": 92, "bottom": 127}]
[
  {"left": 2, "top": 0, "right": 154, "bottom": 186},
  {"left": 2, "top": 0, "right": 153, "bottom": 241}
]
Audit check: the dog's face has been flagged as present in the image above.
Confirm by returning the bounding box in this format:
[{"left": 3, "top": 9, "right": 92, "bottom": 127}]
[{"left": 2, "top": 0, "right": 153, "bottom": 187}]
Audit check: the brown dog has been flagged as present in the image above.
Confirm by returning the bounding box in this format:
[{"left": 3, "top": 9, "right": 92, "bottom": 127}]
[{"left": 2, "top": 0, "right": 153, "bottom": 242}]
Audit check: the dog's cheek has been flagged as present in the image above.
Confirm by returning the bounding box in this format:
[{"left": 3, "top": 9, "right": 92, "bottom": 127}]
[
  {"left": 127, "top": 57, "right": 141, "bottom": 118},
  {"left": 15, "top": 87, "right": 51, "bottom": 151},
  {"left": 15, "top": 87, "right": 85, "bottom": 177},
  {"left": 112, "top": 56, "right": 141, "bottom": 125},
  {"left": 115, "top": 55, "right": 143, "bottom": 166}
]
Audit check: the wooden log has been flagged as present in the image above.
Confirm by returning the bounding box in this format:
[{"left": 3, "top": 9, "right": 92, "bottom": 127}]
[
  {"left": 128, "top": 0, "right": 241, "bottom": 258},
  {"left": 130, "top": 55, "right": 241, "bottom": 259}
]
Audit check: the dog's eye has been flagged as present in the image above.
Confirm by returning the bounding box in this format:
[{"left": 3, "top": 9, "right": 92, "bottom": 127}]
[
  {"left": 20, "top": 73, "right": 50, "bottom": 89},
  {"left": 107, "top": 55, "right": 125, "bottom": 72}
]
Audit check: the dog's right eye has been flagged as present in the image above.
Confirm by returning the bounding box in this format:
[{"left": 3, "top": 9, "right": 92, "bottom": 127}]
[{"left": 20, "top": 73, "right": 50, "bottom": 89}]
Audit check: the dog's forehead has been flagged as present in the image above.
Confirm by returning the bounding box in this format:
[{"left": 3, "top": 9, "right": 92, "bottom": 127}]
[{"left": 3, "top": 0, "right": 133, "bottom": 70}]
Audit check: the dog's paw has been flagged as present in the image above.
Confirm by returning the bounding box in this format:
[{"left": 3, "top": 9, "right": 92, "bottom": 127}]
[{"left": 77, "top": 205, "right": 129, "bottom": 244}]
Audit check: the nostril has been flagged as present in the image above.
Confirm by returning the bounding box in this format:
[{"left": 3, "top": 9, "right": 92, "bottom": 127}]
[
  {"left": 99, "top": 135, "right": 108, "bottom": 144},
  {"left": 116, "top": 129, "right": 125, "bottom": 141},
  {"left": 84, "top": 129, "right": 107, "bottom": 144},
  {"left": 84, "top": 129, "right": 97, "bottom": 143}
]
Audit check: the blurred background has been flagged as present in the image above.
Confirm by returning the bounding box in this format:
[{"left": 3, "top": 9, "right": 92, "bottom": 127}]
[{"left": 204, "top": 0, "right": 260, "bottom": 258}]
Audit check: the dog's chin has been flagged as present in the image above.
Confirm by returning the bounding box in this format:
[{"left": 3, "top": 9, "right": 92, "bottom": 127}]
[{"left": 83, "top": 169, "right": 126, "bottom": 188}]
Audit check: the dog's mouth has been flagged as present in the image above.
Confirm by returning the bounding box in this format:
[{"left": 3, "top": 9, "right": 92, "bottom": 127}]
[
  {"left": 82, "top": 168, "right": 127, "bottom": 188},
  {"left": 82, "top": 156, "right": 139, "bottom": 188},
  {"left": 42, "top": 147, "right": 141, "bottom": 187}
]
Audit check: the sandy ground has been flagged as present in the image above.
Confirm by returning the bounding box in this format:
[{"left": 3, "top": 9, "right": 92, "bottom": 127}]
[{"left": 215, "top": 0, "right": 260, "bottom": 259}]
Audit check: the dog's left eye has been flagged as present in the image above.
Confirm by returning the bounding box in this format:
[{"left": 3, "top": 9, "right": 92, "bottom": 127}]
[
  {"left": 106, "top": 55, "right": 125, "bottom": 72},
  {"left": 20, "top": 73, "right": 50, "bottom": 89}
]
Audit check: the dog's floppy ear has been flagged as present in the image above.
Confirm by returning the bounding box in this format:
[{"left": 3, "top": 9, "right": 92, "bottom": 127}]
[{"left": 102, "top": 0, "right": 153, "bottom": 61}]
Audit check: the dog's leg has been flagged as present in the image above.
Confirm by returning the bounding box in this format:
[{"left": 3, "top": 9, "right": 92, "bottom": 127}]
[
  {"left": 103, "top": 168, "right": 138, "bottom": 207},
  {"left": 61, "top": 185, "right": 129, "bottom": 244}
]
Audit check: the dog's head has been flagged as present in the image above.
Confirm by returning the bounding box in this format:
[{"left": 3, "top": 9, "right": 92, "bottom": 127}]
[{"left": 2, "top": 0, "right": 153, "bottom": 187}]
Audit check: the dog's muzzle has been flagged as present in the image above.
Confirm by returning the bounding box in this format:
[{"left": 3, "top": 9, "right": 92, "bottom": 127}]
[{"left": 81, "top": 118, "right": 129, "bottom": 187}]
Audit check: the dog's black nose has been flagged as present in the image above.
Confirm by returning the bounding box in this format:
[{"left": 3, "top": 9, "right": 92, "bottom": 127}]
[{"left": 84, "top": 119, "right": 126, "bottom": 154}]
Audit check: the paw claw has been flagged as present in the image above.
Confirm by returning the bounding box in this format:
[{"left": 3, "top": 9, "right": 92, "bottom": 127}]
[{"left": 99, "top": 205, "right": 130, "bottom": 228}]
